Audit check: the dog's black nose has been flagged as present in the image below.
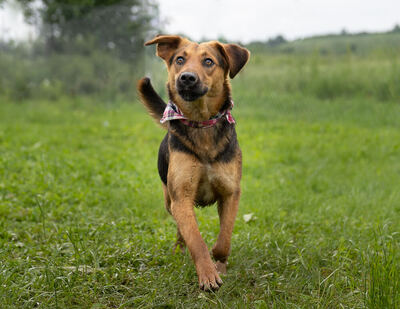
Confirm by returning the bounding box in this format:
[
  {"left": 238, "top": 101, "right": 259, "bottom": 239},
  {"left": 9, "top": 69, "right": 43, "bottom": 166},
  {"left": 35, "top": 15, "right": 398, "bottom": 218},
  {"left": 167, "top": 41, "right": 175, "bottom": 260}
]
[{"left": 179, "top": 72, "right": 198, "bottom": 87}]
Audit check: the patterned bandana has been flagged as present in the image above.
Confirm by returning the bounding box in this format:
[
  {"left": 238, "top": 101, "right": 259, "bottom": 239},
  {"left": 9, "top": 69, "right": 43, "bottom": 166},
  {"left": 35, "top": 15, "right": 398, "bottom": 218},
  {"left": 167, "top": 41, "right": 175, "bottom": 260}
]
[{"left": 160, "top": 100, "right": 235, "bottom": 128}]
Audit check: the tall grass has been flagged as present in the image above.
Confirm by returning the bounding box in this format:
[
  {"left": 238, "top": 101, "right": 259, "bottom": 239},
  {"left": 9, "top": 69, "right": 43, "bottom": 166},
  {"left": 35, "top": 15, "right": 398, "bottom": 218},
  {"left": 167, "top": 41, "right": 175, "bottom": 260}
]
[
  {"left": 365, "top": 232, "right": 400, "bottom": 308},
  {"left": 246, "top": 50, "right": 400, "bottom": 102},
  {"left": 1, "top": 32, "right": 400, "bottom": 102},
  {"left": 0, "top": 49, "right": 147, "bottom": 102}
]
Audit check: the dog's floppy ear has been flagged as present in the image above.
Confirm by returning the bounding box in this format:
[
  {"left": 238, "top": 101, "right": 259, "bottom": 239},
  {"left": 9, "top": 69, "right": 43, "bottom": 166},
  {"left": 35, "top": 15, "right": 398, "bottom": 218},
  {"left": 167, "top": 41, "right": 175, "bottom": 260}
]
[
  {"left": 145, "top": 35, "right": 189, "bottom": 62},
  {"left": 214, "top": 42, "right": 250, "bottom": 79}
]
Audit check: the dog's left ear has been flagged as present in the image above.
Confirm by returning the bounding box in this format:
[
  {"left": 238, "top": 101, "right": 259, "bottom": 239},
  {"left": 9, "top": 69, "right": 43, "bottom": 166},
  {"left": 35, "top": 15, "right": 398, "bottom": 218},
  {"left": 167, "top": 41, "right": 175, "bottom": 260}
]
[
  {"left": 214, "top": 43, "right": 250, "bottom": 79},
  {"left": 145, "top": 35, "right": 189, "bottom": 63}
]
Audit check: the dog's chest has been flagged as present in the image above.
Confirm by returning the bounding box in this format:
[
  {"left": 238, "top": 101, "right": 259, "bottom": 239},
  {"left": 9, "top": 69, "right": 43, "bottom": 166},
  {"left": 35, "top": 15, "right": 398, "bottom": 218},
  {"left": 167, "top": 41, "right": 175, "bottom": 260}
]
[
  {"left": 194, "top": 132, "right": 220, "bottom": 160},
  {"left": 195, "top": 164, "right": 234, "bottom": 206}
]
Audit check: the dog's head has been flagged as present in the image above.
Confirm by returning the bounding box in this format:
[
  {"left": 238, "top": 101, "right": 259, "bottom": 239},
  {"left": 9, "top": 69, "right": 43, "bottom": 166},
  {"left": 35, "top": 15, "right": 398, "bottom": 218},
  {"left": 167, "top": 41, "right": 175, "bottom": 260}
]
[{"left": 145, "top": 35, "right": 250, "bottom": 120}]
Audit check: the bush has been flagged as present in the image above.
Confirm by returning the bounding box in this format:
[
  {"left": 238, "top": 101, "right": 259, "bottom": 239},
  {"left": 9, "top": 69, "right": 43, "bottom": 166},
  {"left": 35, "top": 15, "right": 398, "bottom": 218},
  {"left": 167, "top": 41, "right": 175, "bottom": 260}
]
[{"left": 0, "top": 46, "right": 148, "bottom": 102}]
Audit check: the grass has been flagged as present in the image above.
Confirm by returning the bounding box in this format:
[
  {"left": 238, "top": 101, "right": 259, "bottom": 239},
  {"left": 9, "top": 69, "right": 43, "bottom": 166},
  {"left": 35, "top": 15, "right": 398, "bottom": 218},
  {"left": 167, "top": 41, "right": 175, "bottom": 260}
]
[
  {"left": 1, "top": 54, "right": 400, "bottom": 307},
  {"left": 245, "top": 50, "right": 400, "bottom": 102}
]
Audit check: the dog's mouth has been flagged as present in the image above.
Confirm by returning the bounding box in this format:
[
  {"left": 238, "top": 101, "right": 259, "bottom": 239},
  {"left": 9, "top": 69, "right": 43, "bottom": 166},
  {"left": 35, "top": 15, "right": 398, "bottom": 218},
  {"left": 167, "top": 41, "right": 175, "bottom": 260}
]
[{"left": 177, "top": 86, "right": 208, "bottom": 102}]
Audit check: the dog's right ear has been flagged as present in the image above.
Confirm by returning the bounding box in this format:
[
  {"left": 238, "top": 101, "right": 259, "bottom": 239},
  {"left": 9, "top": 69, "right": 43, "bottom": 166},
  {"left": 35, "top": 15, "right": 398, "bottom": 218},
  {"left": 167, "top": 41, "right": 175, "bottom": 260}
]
[{"left": 145, "top": 35, "right": 189, "bottom": 62}]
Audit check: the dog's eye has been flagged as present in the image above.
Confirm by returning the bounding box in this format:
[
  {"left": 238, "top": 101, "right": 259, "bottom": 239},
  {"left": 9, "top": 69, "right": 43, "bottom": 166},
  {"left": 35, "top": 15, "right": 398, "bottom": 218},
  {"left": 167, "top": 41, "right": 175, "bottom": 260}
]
[
  {"left": 204, "top": 58, "right": 214, "bottom": 67},
  {"left": 176, "top": 56, "right": 185, "bottom": 65}
]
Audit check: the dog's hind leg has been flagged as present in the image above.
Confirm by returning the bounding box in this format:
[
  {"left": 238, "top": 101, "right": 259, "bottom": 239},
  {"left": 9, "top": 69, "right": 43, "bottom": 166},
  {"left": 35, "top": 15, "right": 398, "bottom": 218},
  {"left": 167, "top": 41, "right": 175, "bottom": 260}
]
[
  {"left": 162, "top": 183, "right": 172, "bottom": 214},
  {"left": 173, "top": 229, "right": 186, "bottom": 253}
]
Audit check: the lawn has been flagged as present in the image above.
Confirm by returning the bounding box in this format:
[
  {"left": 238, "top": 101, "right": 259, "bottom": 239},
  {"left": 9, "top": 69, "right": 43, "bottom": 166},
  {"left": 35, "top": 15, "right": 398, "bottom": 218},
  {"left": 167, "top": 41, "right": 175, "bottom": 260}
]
[{"left": 1, "top": 57, "right": 400, "bottom": 307}]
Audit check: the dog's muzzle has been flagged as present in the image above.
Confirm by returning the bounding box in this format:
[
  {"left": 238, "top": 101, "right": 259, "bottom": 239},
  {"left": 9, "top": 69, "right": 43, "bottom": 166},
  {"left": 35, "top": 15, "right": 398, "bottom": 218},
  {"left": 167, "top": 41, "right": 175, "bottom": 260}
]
[{"left": 176, "top": 72, "right": 208, "bottom": 101}]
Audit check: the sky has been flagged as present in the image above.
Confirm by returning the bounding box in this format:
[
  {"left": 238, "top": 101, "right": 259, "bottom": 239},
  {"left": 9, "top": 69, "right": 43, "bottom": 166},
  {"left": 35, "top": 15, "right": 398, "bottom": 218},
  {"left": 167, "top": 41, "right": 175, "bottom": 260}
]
[
  {"left": 0, "top": 1, "right": 37, "bottom": 41},
  {"left": 1, "top": 0, "right": 399, "bottom": 43}
]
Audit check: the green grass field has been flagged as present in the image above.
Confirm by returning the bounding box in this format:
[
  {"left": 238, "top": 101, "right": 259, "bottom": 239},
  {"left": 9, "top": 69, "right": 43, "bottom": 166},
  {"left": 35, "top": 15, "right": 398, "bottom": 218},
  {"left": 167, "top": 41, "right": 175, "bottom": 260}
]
[{"left": 1, "top": 50, "right": 400, "bottom": 308}]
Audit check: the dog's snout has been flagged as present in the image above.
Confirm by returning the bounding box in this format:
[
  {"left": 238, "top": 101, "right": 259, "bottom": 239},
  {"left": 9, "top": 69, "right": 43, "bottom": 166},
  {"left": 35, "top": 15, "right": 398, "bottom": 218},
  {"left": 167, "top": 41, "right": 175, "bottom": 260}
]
[
  {"left": 176, "top": 71, "right": 207, "bottom": 101},
  {"left": 179, "top": 72, "right": 198, "bottom": 87}
]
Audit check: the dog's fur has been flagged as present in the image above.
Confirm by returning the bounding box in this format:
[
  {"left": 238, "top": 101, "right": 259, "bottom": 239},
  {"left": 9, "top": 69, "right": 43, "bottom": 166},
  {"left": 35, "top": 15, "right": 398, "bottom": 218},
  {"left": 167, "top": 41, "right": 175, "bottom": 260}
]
[{"left": 137, "top": 35, "right": 250, "bottom": 291}]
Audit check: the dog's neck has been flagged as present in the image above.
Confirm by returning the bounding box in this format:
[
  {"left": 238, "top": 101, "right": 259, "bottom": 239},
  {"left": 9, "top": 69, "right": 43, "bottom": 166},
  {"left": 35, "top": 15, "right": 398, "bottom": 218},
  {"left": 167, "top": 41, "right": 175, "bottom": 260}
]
[
  {"left": 161, "top": 99, "right": 234, "bottom": 129},
  {"left": 180, "top": 99, "right": 214, "bottom": 121}
]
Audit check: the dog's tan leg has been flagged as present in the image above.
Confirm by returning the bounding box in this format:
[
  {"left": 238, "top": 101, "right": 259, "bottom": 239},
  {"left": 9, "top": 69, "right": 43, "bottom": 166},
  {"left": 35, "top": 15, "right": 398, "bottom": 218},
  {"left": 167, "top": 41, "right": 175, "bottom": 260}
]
[
  {"left": 211, "top": 154, "right": 242, "bottom": 274},
  {"left": 171, "top": 199, "right": 222, "bottom": 290},
  {"left": 168, "top": 152, "right": 222, "bottom": 290},
  {"left": 212, "top": 190, "right": 240, "bottom": 274},
  {"left": 164, "top": 183, "right": 186, "bottom": 253}
]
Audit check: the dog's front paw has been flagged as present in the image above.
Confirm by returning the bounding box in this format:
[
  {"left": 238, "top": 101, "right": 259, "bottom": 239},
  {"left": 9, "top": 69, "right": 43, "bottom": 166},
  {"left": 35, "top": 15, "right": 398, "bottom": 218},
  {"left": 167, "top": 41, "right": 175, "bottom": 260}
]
[{"left": 196, "top": 259, "right": 223, "bottom": 291}]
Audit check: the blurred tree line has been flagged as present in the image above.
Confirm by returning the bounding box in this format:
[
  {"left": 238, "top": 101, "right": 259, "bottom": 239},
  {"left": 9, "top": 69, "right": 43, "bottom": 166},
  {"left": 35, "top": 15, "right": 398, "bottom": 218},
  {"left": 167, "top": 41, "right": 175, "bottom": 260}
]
[
  {"left": 0, "top": 0, "right": 161, "bottom": 101},
  {"left": 17, "top": 0, "right": 157, "bottom": 60}
]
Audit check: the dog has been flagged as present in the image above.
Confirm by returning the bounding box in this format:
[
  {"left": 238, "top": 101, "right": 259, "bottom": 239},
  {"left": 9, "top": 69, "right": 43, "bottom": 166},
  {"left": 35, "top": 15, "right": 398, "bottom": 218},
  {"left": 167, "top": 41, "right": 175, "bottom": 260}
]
[{"left": 137, "top": 35, "right": 250, "bottom": 291}]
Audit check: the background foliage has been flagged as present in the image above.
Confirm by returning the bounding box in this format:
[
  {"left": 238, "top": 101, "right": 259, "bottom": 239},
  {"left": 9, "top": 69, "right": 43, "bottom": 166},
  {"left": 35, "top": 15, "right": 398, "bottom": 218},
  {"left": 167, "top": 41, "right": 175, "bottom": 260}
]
[
  {"left": 0, "top": 0, "right": 160, "bottom": 101},
  {"left": 16, "top": 0, "right": 159, "bottom": 60},
  {"left": 1, "top": 20, "right": 400, "bottom": 101}
]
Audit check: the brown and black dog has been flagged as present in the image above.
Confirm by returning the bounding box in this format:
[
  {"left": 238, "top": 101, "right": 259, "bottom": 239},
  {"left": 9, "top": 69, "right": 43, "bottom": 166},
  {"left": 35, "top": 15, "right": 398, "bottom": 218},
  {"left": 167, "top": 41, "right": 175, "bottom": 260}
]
[{"left": 137, "top": 35, "right": 250, "bottom": 291}]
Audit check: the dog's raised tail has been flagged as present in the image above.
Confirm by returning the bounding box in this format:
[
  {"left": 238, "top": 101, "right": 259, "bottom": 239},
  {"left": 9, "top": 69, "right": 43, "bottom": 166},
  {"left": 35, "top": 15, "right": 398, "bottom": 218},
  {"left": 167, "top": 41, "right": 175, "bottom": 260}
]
[{"left": 137, "top": 77, "right": 167, "bottom": 129}]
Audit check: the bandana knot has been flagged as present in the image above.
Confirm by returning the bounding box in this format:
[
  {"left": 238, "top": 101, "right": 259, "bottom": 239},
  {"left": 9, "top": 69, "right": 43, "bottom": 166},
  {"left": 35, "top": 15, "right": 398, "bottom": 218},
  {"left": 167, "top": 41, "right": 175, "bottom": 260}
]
[{"left": 160, "top": 100, "right": 235, "bottom": 128}]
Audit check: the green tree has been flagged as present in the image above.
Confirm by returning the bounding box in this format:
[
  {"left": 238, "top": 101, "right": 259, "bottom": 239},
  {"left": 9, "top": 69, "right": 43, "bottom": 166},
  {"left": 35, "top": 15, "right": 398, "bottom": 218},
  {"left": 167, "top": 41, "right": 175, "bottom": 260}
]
[
  {"left": 17, "top": 0, "right": 160, "bottom": 60},
  {"left": 266, "top": 35, "right": 287, "bottom": 47},
  {"left": 391, "top": 24, "right": 400, "bottom": 33}
]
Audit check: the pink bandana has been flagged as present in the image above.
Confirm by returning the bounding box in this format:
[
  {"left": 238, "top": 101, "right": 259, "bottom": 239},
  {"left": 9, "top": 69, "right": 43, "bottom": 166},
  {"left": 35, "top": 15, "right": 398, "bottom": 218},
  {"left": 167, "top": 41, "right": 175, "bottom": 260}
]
[{"left": 160, "top": 101, "right": 235, "bottom": 128}]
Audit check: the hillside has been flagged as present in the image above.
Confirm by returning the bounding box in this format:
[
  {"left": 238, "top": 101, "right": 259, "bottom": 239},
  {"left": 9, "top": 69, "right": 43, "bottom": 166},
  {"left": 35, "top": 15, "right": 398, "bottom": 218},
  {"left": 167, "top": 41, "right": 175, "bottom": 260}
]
[{"left": 247, "top": 29, "right": 400, "bottom": 55}]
